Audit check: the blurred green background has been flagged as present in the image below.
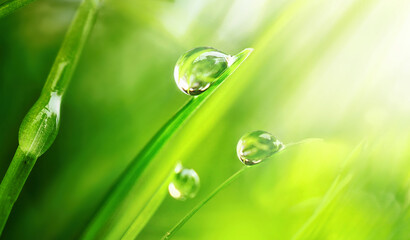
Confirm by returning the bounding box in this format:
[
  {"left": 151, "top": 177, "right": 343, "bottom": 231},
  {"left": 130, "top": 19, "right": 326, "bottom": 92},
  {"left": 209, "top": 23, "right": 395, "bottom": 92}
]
[{"left": 1, "top": 0, "right": 410, "bottom": 239}]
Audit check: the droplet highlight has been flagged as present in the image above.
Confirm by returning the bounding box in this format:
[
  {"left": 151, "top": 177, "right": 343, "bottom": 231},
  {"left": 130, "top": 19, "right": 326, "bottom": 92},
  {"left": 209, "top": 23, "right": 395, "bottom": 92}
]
[
  {"left": 174, "top": 47, "right": 233, "bottom": 95},
  {"left": 237, "top": 130, "right": 284, "bottom": 166},
  {"left": 168, "top": 164, "right": 200, "bottom": 201}
]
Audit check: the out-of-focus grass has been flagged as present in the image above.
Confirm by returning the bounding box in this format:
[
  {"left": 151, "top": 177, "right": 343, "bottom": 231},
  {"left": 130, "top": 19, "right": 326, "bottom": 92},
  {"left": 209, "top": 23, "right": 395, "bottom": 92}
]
[
  {"left": 0, "top": 0, "right": 37, "bottom": 18},
  {"left": 0, "top": 0, "right": 409, "bottom": 239}
]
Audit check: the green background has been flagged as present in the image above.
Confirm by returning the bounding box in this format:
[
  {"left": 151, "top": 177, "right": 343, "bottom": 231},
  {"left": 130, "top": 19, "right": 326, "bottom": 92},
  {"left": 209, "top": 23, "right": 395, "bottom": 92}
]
[{"left": 1, "top": 0, "right": 409, "bottom": 239}]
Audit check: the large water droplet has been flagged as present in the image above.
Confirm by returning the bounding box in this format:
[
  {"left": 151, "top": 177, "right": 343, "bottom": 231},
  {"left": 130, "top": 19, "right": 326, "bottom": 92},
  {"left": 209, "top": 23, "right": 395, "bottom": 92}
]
[
  {"left": 174, "top": 47, "right": 233, "bottom": 95},
  {"left": 168, "top": 164, "right": 200, "bottom": 201},
  {"left": 237, "top": 130, "right": 284, "bottom": 166},
  {"left": 18, "top": 92, "right": 61, "bottom": 158}
]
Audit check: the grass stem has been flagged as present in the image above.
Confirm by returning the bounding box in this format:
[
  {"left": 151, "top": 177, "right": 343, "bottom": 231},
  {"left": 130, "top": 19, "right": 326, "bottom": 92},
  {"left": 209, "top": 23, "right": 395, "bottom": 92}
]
[
  {"left": 0, "top": 0, "right": 100, "bottom": 235},
  {"left": 0, "top": 147, "right": 37, "bottom": 234}
]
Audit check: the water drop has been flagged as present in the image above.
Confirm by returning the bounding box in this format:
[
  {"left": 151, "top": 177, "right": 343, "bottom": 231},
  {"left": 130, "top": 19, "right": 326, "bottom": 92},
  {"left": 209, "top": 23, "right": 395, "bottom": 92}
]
[
  {"left": 168, "top": 164, "right": 200, "bottom": 201},
  {"left": 18, "top": 92, "right": 62, "bottom": 158},
  {"left": 174, "top": 47, "right": 233, "bottom": 95},
  {"left": 237, "top": 130, "right": 285, "bottom": 166}
]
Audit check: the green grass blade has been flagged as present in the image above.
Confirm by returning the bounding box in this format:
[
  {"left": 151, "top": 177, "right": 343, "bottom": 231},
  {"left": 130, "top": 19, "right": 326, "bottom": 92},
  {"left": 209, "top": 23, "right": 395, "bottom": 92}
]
[
  {"left": 0, "top": 0, "right": 100, "bottom": 235},
  {"left": 0, "top": 0, "right": 36, "bottom": 18},
  {"left": 121, "top": 165, "right": 177, "bottom": 240},
  {"left": 81, "top": 48, "right": 253, "bottom": 239}
]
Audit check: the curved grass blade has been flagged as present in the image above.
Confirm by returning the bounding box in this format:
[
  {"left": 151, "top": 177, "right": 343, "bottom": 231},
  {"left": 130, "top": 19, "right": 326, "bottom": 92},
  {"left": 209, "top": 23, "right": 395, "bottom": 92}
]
[
  {"left": 0, "top": 0, "right": 101, "bottom": 235},
  {"left": 81, "top": 48, "right": 253, "bottom": 240},
  {"left": 0, "top": 0, "right": 36, "bottom": 19},
  {"left": 162, "top": 139, "right": 318, "bottom": 239}
]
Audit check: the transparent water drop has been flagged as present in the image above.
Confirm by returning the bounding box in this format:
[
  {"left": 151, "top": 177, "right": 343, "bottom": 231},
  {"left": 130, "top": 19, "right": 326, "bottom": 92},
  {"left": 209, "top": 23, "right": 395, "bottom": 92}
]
[
  {"left": 174, "top": 47, "right": 234, "bottom": 95},
  {"left": 18, "top": 92, "right": 61, "bottom": 157},
  {"left": 237, "top": 130, "right": 285, "bottom": 166},
  {"left": 168, "top": 163, "right": 200, "bottom": 201}
]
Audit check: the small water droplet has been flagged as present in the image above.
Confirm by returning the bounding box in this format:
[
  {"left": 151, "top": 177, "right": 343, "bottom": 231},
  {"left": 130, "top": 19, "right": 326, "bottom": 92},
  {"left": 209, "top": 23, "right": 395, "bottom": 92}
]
[
  {"left": 237, "top": 130, "right": 284, "bottom": 166},
  {"left": 168, "top": 163, "right": 200, "bottom": 201},
  {"left": 174, "top": 47, "right": 233, "bottom": 95}
]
